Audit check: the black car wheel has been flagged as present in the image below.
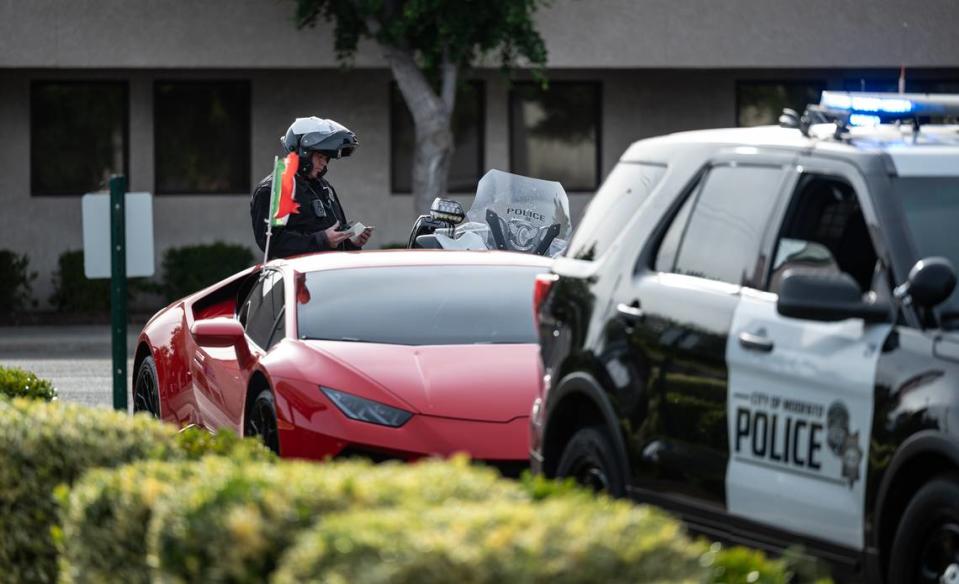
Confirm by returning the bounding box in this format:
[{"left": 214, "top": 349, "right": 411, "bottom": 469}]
[
  {"left": 132, "top": 356, "right": 161, "bottom": 418},
  {"left": 245, "top": 388, "right": 280, "bottom": 454},
  {"left": 556, "top": 426, "right": 627, "bottom": 497},
  {"left": 888, "top": 474, "right": 959, "bottom": 584}
]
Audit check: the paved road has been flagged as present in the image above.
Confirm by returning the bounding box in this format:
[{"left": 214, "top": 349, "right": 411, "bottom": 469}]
[{"left": 0, "top": 325, "right": 142, "bottom": 410}]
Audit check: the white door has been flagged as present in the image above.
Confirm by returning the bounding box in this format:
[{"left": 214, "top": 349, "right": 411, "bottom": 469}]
[{"left": 725, "top": 287, "right": 890, "bottom": 549}]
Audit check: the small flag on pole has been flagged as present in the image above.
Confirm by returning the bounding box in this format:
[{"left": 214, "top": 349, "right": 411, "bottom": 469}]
[{"left": 269, "top": 153, "right": 300, "bottom": 227}]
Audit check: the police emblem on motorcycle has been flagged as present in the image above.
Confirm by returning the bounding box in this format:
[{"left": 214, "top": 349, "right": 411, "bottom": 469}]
[{"left": 827, "top": 401, "right": 862, "bottom": 488}]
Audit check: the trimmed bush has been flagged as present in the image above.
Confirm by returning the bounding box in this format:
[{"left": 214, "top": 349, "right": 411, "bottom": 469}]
[
  {"left": 160, "top": 242, "right": 254, "bottom": 301},
  {"left": 172, "top": 424, "right": 276, "bottom": 461},
  {"left": 58, "top": 432, "right": 273, "bottom": 584},
  {"left": 148, "top": 456, "right": 526, "bottom": 583},
  {"left": 0, "top": 399, "right": 271, "bottom": 583},
  {"left": 0, "top": 249, "right": 37, "bottom": 316},
  {"left": 0, "top": 400, "right": 180, "bottom": 583},
  {"left": 273, "top": 496, "right": 788, "bottom": 584},
  {"left": 58, "top": 458, "right": 228, "bottom": 584},
  {"left": 49, "top": 250, "right": 112, "bottom": 313},
  {"left": 0, "top": 365, "right": 57, "bottom": 401}
]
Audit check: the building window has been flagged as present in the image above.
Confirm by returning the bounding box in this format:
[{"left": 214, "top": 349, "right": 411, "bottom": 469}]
[
  {"left": 154, "top": 81, "right": 250, "bottom": 194},
  {"left": 509, "top": 82, "right": 601, "bottom": 191},
  {"left": 31, "top": 81, "right": 128, "bottom": 196},
  {"left": 736, "top": 81, "right": 826, "bottom": 127},
  {"left": 391, "top": 82, "right": 484, "bottom": 194}
]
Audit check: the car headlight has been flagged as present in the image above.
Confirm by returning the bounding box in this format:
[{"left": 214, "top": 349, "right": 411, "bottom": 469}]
[{"left": 320, "top": 387, "right": 413, "bottom": 428}]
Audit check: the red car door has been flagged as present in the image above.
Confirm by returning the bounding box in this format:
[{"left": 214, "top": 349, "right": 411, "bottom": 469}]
[{"left": 194, "top": 270, "right": 284, "bottom": 433}]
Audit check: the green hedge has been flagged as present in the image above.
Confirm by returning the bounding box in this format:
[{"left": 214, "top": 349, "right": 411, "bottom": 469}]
[
  {"left": 0, "top": 365, "right": 57, "bottom": 401},
  {"left": 160, "top": 242, "right": 254, "bottom": 301},
  {"left": 58, "top": 431, "right": 274, "bottom": 584},
  {"left": 49, "top": 250, "right": 112, "bottom": 313},
  {"left": 274, "top": 495, "right": 791, "bottom": 584},
  {"left": 273, "top": 497, "right": 709, "bottom": 584},
  {"left": 147, "top": 456, "right": 526, "bottom": 583},
  {"left": 58, "top": 458, "right": 226, "bottom": 584},
  {"left": 0, "top": 399, "right": 271, "bottom": 583},
  {"left": 0, "top": 249, "right": 36, "bottom": 316}
]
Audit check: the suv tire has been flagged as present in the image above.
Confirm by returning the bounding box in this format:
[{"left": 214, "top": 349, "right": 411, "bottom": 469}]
[
  {"left": 888, "top": 474, "right": 959, "bottom": 584},
  {"left": 556, "top": 425, "right": 627, "bottom": 497}
]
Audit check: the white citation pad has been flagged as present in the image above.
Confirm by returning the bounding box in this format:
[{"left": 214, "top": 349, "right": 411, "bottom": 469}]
[{"left": 81, "top": 192, "right": 155, "bottom": 279}]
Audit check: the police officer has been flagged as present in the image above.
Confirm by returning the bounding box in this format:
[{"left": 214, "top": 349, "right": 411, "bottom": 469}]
[{"left": 251, "top": 117, "right": 373, "bottom": 259}]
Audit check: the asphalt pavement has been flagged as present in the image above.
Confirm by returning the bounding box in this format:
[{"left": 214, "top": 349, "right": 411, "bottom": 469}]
[{"left": 0, "top": 325, "right": 142, "bottom": 409}]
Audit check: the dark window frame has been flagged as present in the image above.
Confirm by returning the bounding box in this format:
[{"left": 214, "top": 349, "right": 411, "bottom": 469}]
[
  {"left": 242, "top": 269, "right": 285, "bottom": 351},
  {"left": 508, "top": 80, "right": 603, "bottom": 193},
  {"left": 390, "top": 80, "right": 486, "bottom": 195},
  {"left": 152, "top": 79, "right": 251, "bottom": 196},
  {"left": 734, "top": 79, "right": 827, "bottom": 128},
  {"left": 30, "top": 80, "right": 131, "bottom": 197}
]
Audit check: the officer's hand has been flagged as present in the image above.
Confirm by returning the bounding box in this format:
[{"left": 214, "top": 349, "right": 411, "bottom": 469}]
[
  {"left": 324, "top": 222, "right": 351, "bottom": 247},
  {"left": 351, "top": 226, "right": 374, "bottom": 247}
]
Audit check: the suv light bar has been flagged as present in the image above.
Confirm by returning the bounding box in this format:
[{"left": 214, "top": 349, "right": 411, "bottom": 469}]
[{"left": 820, "top": 91, "right": 959, "bottom": 122}]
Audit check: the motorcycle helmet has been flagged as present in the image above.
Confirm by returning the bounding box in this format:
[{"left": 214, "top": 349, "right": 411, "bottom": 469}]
[{"left": 281, "top": 117, "right": 359, "bottom": 176}]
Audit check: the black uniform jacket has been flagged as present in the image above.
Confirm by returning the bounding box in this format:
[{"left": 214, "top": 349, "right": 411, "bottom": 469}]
[{"left": 251, "top": 173, "right": 359, "bottom": 260}]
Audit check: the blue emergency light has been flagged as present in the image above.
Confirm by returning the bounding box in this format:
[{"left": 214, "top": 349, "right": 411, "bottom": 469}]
[{"left": 819, "top": 91, "right": 959, "bottom": 125}]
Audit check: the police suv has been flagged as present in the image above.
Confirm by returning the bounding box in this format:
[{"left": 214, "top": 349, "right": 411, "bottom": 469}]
[{"left": 531, "top": 92, "right": 959, "bottom": 583}]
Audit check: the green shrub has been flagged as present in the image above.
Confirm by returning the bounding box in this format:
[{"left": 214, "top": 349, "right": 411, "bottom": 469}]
[
  {"left": 0, "top": 399, "right": 271, "bottom": 583},
  {"left": 58, "top": 431, "right": 273, "bottom": 584},
  {"left": 275, "top": 498, "right": 793, "bottom": 584},
  {"left": 273, "top": 497, "right": 700, "bottom": 584},
  {"left": 148, "top": 456, "right": 525, "bottom": 583},
  {"left": 160, "top": 242, "right": 254, "bottom": 301},
  {"left": 0, "top": 249, "right": 37, "bottom": 315},
  {"left": 49, "top": 250, "right": 111, "bottom": 313},
  {"left": 0, "top": 400, "right": 180, "bottom": 583},
  {"left": 172, "top": 425, "right": 276, "bottom": 462},
  {"left": 702, "top": 543, "right": 789, "bottom": 584},
  {"left": 58, "top": 458, "right": 228, "bottom": 584},
  {"left": 0, "top": 365, "right": 57, "bottom": 401}
]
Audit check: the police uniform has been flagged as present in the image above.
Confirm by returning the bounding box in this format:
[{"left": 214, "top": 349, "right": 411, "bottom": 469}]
[{"left": 251, "top": 172, "right": 359, "bottom": 260}]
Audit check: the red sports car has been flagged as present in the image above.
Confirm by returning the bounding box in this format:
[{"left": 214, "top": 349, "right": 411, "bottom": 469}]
[{"left": 132, "top": 250, "right": 550, "bottom": 472}]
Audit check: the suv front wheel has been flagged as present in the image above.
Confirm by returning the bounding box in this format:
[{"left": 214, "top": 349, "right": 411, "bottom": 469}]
[
  {"left": 888, "top": 474, "right": 959, "bottom": 584},
  {"left": 556, "top": 426, "right": 627, "bottom": 497}
]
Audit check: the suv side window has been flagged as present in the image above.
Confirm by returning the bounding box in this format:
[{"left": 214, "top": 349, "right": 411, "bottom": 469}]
[
  {"left": 768, "top": 175, "right": 882, "bottom": 296},
  {"left": 567, "top": 162, "right": 667, "bottom": 260},
  {"left": 656, "top": 165, "right": 785, "bottom": 286},
  {"left": 240, "top": 270, "right": 285, "bottom": 350}
]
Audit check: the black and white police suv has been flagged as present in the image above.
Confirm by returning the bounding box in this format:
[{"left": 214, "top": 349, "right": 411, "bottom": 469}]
[{"left": 530, "top": 92, "right": 959, "bottom": 583}]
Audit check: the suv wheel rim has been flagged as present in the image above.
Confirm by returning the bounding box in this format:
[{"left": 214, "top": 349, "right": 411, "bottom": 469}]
[
  {"left": 919, "top": 523, "right": 959, "bottom": 583},
  {"left": 573, "top": 458, "right": 610, "bottom": 492}
]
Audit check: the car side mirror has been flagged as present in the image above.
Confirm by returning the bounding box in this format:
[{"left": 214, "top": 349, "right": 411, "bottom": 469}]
[
  {"left": 777, "top": 270, "right": 890, "bottom": 323},
  {"left": 894, "top": 256, "right": 957, "bottom": 309},
  {"left": 191, "top": 318, "right": 254, "bottom": 367}
]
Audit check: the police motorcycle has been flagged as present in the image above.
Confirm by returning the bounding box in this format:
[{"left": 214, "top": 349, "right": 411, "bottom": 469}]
[{"left": 407, "top": 169, "right": 572, "bottom": 257}]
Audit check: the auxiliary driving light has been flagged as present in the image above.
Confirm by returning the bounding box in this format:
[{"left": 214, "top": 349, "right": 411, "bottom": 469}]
[{"left": 429, "top": 198, "right": 466, "bottom": 224}]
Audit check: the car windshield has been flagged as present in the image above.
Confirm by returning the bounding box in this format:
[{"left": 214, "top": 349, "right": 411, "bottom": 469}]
[
  {"left": 296, "top": 265, "right": 543, "bottom": 345},
  {"left": 895, "top": 176, "right": 959, "bottom": 324}
]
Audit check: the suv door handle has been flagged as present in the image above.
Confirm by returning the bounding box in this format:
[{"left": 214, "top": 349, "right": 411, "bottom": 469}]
[
  {"left": 617, "top": 301, "right": 644, "bottom": 322},
  {"left": 738, "top": 330, "right": 774, "bottom": 353}
]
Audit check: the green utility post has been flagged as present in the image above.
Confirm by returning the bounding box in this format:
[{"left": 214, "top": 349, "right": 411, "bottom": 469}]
[{"left": 109, "top": 175, "right": 128, "bottom": 412}]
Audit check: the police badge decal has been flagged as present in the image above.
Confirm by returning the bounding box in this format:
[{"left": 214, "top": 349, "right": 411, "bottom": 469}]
[{"left": 827, "top": 401, "right": 862, "bottom": 488}]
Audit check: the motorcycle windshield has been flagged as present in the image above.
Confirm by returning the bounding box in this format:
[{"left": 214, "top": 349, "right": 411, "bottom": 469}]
[{"left": 462, "top": 169, "right": 572, "bottom": 256}]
